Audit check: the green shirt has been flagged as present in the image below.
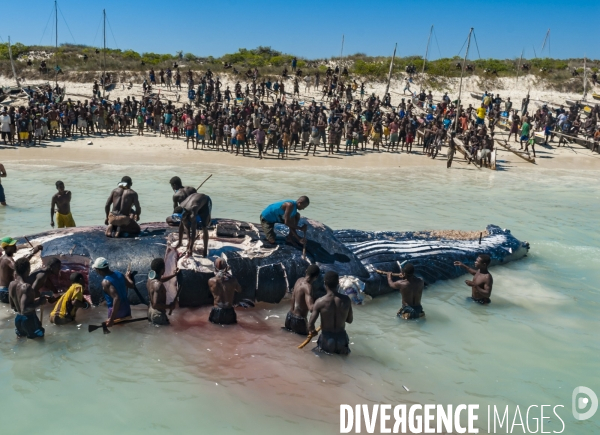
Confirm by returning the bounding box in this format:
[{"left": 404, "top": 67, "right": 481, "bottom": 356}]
[{"left": 521, "top": 122, "right": 530, "bottom": 136}]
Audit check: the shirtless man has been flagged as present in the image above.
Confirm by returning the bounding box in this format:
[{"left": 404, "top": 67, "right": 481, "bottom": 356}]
[
  {"left": 308, "top": 271, "right": 353, "bottom": 355},
  {"left": 0, "top": 237, "right": 42, "bottom": 304},
  {"left": 175, "top": 193, "right": 212, "bottom": 257},
  {"left": 0, "top": 162, "right": 7, "bottom": 206},
  {"left": 284, "top": 264, "right": 320, "bottom": 335},
  {"left": 104, "top": 176, "right": 142, "bottom": 238},
  {"left": 207, "top": 258, "right": 241, "bottom": 325},
  {"left": 454, "top": 255, "right": 493, "bottom": 304},
  {"left": 169, "top": 176, "right": 197, "bottom": 210},
  {"left": 259, "top": 196, "right": 309, "bottom": 247},
  {"left": 27, "top": 257, "right": 62, "bottom": 298},
  {"left": 146, "top": 258, "right": 179, "bottom": 325},
  {"left": 386, "top": 263, "right": 425, "bottom": 319},
  {"left": 51, "top": 181, "right": 76, "bottom": 228},
  {"left": 9, "top": 258, "right": 48, "bottom": 338}
]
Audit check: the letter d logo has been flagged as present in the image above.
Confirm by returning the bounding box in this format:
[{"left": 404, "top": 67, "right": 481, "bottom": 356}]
[{"left": 572, "top": 386, "right": 598, "bottom": 421}]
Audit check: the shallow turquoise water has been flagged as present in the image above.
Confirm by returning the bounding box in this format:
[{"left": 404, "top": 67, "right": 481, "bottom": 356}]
[{"left": 0, "top": 162, "right": 599, "bottom": 434}]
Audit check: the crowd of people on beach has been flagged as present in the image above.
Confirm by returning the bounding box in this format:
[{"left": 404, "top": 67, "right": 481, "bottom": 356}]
[
  {"left": 0, "top": 174, "right": 494, "bottom": 354},
  {"left": 2, "top": 64, "right": 598, "bottom": 163}
]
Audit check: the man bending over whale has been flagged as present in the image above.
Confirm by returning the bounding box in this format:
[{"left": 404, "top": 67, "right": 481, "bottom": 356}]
[
  {"left": 259, "top": 196, "right": 309, "bottom": 247},
  {"left": 386, "top": 263, "right": 425, "bottom": 319},
  {"left": 454, "top": 255, "right": 493, "bottom": 304},
  {"left": 176, "top": 193, "right": 212, "bottom": 257},
  {"left": 104, "top": 176, "right": 142, "bottom": 238},
  {"left": 166, "top": 176, "right": 197, "bottom": 226},
  {"left": 308, "top": 271, "right": 353, "bottom": 355},
  {"left": 207, "top": 258, "right": 241, "bottom": 325},
  {"left": 284, "top": 264, "right": 320, "bottom": 335}
]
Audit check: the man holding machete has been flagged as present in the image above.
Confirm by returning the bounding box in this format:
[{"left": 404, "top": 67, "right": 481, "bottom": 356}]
[{"left": 92, "top": 257, "right": 136, "bottom": 327}]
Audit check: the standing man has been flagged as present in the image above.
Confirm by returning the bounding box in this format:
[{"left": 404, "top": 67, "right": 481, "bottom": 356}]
[
  {"left": 175, "top": 192, "right": 212, "bottom": 257},
  {"left": 386, "top": 263, "right": 425, "bottom": 319},
  {"left": 207, "top": 258, "right": 241, "bottom": 325},
  {"left": 9, "top": 258, "right": 48, "bottom": 339},
  {"left": 308, "top": 271, "right": 353, "bottom": 355},
  {"left": 447, "top": 132, "right": 457, "bottom": 168},
  {"left": 1, "top": 237, "right": 42, "bottom": 303},
  {"left": 454, "top": 255, "right": 493, "bottom": 304},
  {"left": 92, "top": 257, "right": 136, "bottom": 326},
  {"left": 146, "top": 258, "right": 179, "bottom": 325},
  {"left": 104, "top": 176, "right": 142, "bottom": 238},
  {"left": 0, "top": 162, "right": 6, "bottom": 206},
  {"left": 259, "top": 196, "right": 309, "bottom": 246},
  {"left": 51, "top": 181, "right": 76, "bottom": 228},
  {"left": 284, "top": 264, "right": 320, "bottom": 335},
  {"left": 0, "top": 109, "right": 12, "bottom": 145}
]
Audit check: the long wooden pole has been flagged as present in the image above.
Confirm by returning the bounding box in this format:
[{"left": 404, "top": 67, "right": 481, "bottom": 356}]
[
  {"left": 54, "top": 0, "right": 58, "bottom": 86},
  {"left": 8, "top": 37, "right": 20, "bottom": 88},
  {"left": 454, "top": 28, "right": 473, "bottom": 134},
  {"left": 383, "top": 43, "right": 397, "bottom": 99},
  {"left": 516, "top": 49, "right": 523, "bottom": 83},
  {"left": 583, "top": 56, "right": 587, "bottom": 100},
  {"left": 340, "top": 35, "right": 344, "bottom": 61},
  {"left": 102, "top": 9, "right": 106, "bottom": 98},
  {"left": 420, "top": 25, "right": 433, "bottom": 92}
]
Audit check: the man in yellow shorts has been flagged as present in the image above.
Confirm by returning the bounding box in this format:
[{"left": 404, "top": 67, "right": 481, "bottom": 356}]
[
  {"left": 51, "top": 180, "right": 76, "bottom": 228},
  {"left": 50, "top": 272, "right": 89, "bottom": 325}
]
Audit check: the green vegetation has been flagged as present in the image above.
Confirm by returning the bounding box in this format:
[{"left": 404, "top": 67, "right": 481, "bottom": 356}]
[{"left": 0, "top": 42, "right": 597, "bottom": 88}]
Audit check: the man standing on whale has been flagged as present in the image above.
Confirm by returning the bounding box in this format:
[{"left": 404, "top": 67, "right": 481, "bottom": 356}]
[
  {"left": 260, "top": 196, "right": 309, "bottom": 246},
  {"left": 104, "top": 176, "right": 142, "bottom": 238},
  {"left": 175, "top": 192, "right": 212, "bottom": 257}
]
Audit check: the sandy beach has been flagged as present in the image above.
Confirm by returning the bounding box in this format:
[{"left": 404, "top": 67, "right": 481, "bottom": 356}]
[{"left": 2, "top": 73, "right": 599, "bottom": 170}]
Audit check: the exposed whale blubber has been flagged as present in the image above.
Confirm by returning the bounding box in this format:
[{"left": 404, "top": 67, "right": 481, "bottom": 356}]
[{"left": 15, "top": 219, "right": 529, "bottom": 307}]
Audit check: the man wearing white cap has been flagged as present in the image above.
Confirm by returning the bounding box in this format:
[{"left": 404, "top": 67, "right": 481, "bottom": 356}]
[
  {"left": 104, "top": 176, "right": 142, "bottom": 238},
  {"left": 92, "top": 257, "right": 136, "bottom": 326}
]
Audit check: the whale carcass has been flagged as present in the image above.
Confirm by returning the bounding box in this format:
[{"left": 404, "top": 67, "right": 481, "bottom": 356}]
[{"left": 13, "top": 219, "right": 529, "bottom": 306}]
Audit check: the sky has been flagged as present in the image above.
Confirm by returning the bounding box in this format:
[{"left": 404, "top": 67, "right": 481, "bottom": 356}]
[{"left": 1, "top": 0, "right": 599, "bottom": 60}]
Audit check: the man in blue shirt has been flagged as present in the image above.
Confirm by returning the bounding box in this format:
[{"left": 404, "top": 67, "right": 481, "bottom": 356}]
[
  {"left": 93, "top": 257, "right": 136, "bottom": 327},
  {"left": 260, "top": 196, "right": 309, "bottom": 246}
]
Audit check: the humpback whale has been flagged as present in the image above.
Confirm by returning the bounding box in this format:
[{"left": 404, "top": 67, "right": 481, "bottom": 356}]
[{"left": 12, "top": 219, "right": 529, "bottom": 307}]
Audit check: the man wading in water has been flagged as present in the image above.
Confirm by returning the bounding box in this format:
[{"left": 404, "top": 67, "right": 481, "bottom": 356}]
[
  {"left": 51, "top": 181, "right": 76, "bottom": 228},
  {"left": 0, "top": 237, "right": 42, "bottom": 304},
  {"left": 386, "top": 263, "right": 425, "bottom": 319},
  {"left": 207, "top": 258, "right": 241, "bottom": 325},
  {"left": 308, "top": 271, "right": 353, "bottom": 355},
  {"left": 454, "top": 255, "right": 493, "bottom": 304},
  {"left": 93, "top": 257, "right": 136, "bottom": 326},
  {"left": 9, "top": 258, "right": 49, "bottom": 339},
  {"left": 284, "top": 264, "right": 320, "bottom": 335},
  {"left": 259, "top": 196, "right": 309, "bottom": 247},
  {"left": 0, "top": 162, "right": 7, "bottom": 206},
  {"left": 147, "top": 258, "right": 179, "bottom": 325},
  {"left": 104, "top": 176, "right": 142, "bottom": 238}
]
